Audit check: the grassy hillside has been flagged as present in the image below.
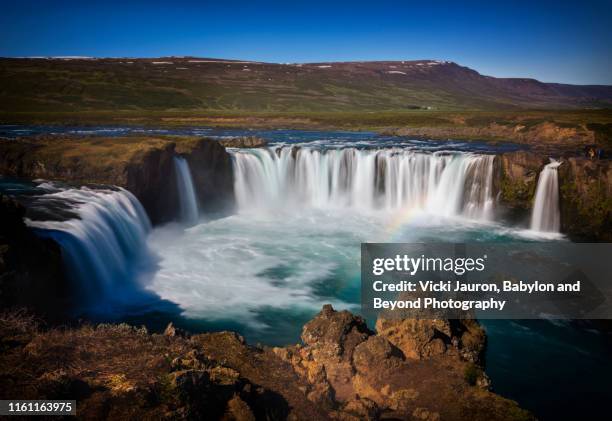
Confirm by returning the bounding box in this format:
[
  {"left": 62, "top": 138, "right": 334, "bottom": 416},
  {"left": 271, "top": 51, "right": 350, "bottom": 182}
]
[{"left": 1, "top": 57, "right": 611, "bottom": 113}]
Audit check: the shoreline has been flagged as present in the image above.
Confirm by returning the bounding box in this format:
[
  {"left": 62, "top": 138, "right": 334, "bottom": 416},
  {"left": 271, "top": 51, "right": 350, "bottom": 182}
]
[{"left": 1, "top": 109, "right": 611, "bottom": 153}]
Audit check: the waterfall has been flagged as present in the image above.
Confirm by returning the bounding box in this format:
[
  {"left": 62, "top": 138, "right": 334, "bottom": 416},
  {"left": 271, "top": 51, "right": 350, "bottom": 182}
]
[
  {"left": 531, "top": 159, "right": 562, "bottom": 232},
  {"left": 232, "top": 147, "right": 496, "bottom": 219},
  {"left": 173, "top": 156, "right": 199, "bottom": 224},
  {"left": 27, "top": 187, "right": 153, "bottom": 308}
]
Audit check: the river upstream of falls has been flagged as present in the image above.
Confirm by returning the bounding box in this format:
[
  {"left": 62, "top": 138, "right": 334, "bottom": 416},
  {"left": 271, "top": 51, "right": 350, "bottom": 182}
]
[{"left": 0, "top": 126, "right": 610, "bottom": 420}]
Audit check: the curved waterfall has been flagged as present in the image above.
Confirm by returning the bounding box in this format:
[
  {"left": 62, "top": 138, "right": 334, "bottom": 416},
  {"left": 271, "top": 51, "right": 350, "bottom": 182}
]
[
  {"left": 233, "top": 147, "right": 496, "bottom": 219},
  {"left": 173, "top": 156, "right": 199, "bottom": 224},
  {"left": 28, "top": 187, "right": 153, "bottom": 307},
  {"left": 531, "top": 160, "right": 562, "bottom": 232}
]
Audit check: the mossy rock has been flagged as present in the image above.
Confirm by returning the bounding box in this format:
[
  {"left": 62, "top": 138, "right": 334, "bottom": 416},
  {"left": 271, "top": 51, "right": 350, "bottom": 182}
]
[{"left": 559, "top": 168, "right": 612, "bottom": 240}]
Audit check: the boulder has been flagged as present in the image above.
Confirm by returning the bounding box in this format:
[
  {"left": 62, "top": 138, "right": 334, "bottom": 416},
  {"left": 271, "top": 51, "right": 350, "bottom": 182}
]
[
  {"left": 301, "top": 304, "right": 373, "bottom": 359},
  {"left": 375, "top": 318, "right": 485, "bottom": 363}
]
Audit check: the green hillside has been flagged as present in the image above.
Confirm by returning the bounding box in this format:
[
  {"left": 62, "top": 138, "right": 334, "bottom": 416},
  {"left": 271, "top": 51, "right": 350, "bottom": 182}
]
[{"left": 1, "top": 57, "right": 611, "bottom": 113}]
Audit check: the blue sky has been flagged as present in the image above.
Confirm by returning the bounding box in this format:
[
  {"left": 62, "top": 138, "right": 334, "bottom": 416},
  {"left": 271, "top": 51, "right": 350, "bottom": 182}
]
[{"left": 1, "top": 0, "right": 610, "bottom": 84}]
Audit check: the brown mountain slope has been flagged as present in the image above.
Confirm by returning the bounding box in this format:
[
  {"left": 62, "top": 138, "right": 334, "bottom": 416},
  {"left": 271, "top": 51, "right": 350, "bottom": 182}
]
[{"left": 0, "top": 57, "right": 610, "bottom": 112}]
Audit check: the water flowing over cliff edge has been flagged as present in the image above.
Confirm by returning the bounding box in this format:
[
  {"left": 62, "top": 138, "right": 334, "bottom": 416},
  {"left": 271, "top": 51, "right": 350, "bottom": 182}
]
[
  {"left": 530, "top": 160, "right": 562, "bottom": 232},
  {"left": 234, "top": 147, "right": 495, "bottom": 220},
  {"left": 27, "top": 185, "right": 154, "bottom": 311},
  {"left": 0, "top": 133, "right": 610, "bottom": 319},
  {"left": 1, "top": 130, "right": 610, "bottom": 421},
  {"left": 173, "top": 156, "right": 200, "bottom": 224}
]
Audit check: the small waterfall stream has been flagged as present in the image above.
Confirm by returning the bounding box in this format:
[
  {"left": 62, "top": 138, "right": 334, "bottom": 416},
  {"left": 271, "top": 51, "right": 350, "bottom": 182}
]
[
  {"left": 530, "top": 159, "right": 562, "bottom": 232},
  {"left": 233, "top": 147, "right": 496, "bottom": 220},
  {"left": 173, "top": 156, "right": 199, "bottom": 224}
]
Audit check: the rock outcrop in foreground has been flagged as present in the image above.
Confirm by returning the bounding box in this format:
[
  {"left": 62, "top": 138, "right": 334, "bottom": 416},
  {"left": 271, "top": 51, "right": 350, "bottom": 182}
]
[{"left": 0, "top": 306, "right": 532, "bottom": 420}]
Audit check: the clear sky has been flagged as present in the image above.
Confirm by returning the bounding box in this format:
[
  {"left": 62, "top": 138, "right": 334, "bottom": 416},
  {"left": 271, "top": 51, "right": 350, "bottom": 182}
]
[{"left": 1, "top": 0, "right": 610, "bottom": 85}]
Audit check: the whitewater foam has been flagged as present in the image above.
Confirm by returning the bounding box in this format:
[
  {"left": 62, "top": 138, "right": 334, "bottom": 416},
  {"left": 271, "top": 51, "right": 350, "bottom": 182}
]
[
  {"left": 531, "top": 159, "right": 562, "bottom": 232},
  {"left": 174, "top": 156, "right": 199, "bottom": 224},
  {"left": 233, "top": 147, "right": 496, "bottom": 220}
]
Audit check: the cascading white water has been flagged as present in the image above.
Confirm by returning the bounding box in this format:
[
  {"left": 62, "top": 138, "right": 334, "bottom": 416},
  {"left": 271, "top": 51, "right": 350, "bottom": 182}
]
[
  {"left": 233, "top": 147, "right": 496, "bottom": 219},
  {"left": 530, "top": 159, "right": 562, "bottom": 232},
  {"left": 27, "top": 186, "right": 153, "bottom": 307},
  {"left": 173, "top": 156, "right": 199, "bottom": 224}
]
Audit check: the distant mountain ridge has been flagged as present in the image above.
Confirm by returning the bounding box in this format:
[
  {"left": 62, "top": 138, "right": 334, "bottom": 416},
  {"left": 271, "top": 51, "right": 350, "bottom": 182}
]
[{"left": 1, "top": 57, "right": 611, "bottom": 112}]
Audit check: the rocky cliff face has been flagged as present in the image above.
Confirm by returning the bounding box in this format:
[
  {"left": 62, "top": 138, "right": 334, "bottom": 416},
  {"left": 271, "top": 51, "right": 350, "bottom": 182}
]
[
  {"left": 558, "top": 158, "right": 612, "bottom": 240},
  {"left": 124, "top": 141, "right": 179, "bottom": 224},
  {"left": 496, "top": 151, "right": 547, "bottom": 213},
  {"left": 0, "top": 195, "right": 67, "bottom": 319},
  {"left": 0, "top": 136, "right": 235, "bottom": 224},
  {"left": 270, "top": 305, "right": 528, "bottom": 420},
  {"left": 496, "top": 151, "right": 611, "bottom": 240},
  {"left": 175, "top": 138, "right": 235, "bottom": 213},
  {"left": 0, "top": 305, "right": 533, "bottom": 421}
]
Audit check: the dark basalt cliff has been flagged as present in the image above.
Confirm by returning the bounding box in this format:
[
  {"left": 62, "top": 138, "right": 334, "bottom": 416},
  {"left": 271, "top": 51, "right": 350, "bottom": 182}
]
[
  {"left": 175, "top": 137, "right": 235, "bottom": 213},
  {"left": 496, "top": 151, "right": 611, "bottom": 240},
  {"left": 496, "top": 151, "right": 547, "bottom": 212},
  {"left": 0, "top": 306, "right": 533, "bottom": 421},
  {"left": 0, "top": 196, "right": 67, "bottom": 318},
  {"left": 0, "top": 136, "right": 235, "bottom": 224}
]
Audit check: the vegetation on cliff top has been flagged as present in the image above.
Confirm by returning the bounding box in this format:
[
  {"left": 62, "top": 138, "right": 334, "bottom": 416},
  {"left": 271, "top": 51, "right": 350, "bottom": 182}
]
[
  {"left": 0, "top": 135, "right": 236, "bottom": 224},
  {"left": 0, "top": 135, "right": 205, "bottom": 186}
]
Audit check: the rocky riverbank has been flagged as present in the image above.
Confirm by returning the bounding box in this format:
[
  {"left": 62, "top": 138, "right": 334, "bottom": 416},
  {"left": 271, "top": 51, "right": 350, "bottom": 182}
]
[
  {"left": 0, "top": 136, "right": 234, "bottom": 224},
  {"left": 0, "top": 306, "right": 533, "bottom": 420}
]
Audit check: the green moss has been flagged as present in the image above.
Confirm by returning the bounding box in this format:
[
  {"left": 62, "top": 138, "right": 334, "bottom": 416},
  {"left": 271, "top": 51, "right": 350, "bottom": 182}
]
[
  {"left": 560, "top": 178, "right": 612, "bottom": 240},
  {"left": 156, "top": 373, "right": 180, "bottom": 405},
  {"left": 499, "top": 176, "right": 536, "bottom": 210},
  {"left": 464, "top": 363, "right": 479, "bottom": 386}
]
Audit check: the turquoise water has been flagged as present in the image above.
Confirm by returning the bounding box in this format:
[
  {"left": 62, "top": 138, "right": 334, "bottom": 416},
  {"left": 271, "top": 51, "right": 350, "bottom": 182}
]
[
  {"left": 142, "top": 211, "right": 544, "bottom": 344},
  {"left": 1, "top": 125, "right": 610, "bottom": 420},
  {"left": 138, "top": 211, "right": 611, "bottom": 420}
]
